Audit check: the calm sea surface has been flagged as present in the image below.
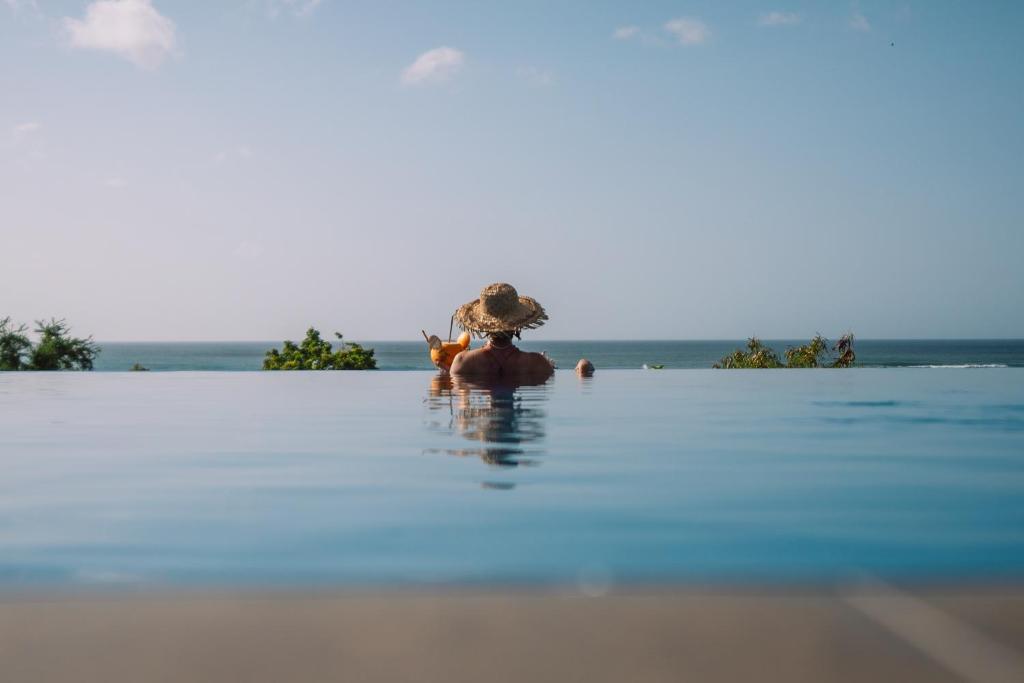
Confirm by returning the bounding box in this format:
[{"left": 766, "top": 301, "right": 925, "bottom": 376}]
[
  {"left": 93, "top": 339, "right": 1024, "bottom": 371},
  {"left": 1, "top": 369, "right": 1022, "bottom": 588}
]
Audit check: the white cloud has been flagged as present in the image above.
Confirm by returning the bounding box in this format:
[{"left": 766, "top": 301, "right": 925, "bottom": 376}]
[
  {"left": 612, "top": 25, "right": 640, "bottom": 41},
  {"left": 5, "top": 0, "right": 40, "bottom": 13},
  {"left": 233, "top": 240, "right": 265, "bottom": 260},
  {"left": 664, "top": 17, "right": 709, "bottom": 45},
  {"left": 265, "top": 0, "right": 322, "bottom": 19},
  {"left": 849, "top": 11, "right": 871, "bottom": 32},
  {"left": 401, "top": 47, "right": 464, "bottom": 86},
  {"left": 5, "top": 0, "right": 39, "bottom": 12},
  {"left": 759, "top": 12, "right": 801, "bottom": 27},
  {"left": 104, "top": 177, "right": 128, "bottom": 188},
  {"left": 12, "top": 121, "right": 41, "bottom": 140},
  {"left": 63, "top": 0, "right": 176, "bottom": 69},
  {"left": 213, "top": 145, "right": 254, "bottom": 164},
  {"left": 515, "top": 66, "right": 555, "bottom": 88}
]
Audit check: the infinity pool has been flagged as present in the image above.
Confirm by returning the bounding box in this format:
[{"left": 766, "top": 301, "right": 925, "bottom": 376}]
[{"left": 1, "top": 369, "right": 1022, "bottom": 587}]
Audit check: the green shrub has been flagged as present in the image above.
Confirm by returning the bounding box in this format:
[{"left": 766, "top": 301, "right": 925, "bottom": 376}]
[
  {"left": 715, "top": 333, "right": 855, "bottom": 369},
  {"left": 0, "top": 317, "right": 99, "bottom": 371},
  {"left": 0, "top": 318, "right": 31, "bottom": 370},
  {"left": 713, "top": 337, "right": 784, "bottom": 369},
  {"left": 784, "top": 335, "right": 830, "bottom": 368},
  {"left": 263, "top": 328, "right": 377, "bottom": 370}
]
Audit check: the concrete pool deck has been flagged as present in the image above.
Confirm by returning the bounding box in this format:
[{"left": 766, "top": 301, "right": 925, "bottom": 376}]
[{"left": 3, "top": 584, "right": 1023, "bottom": 683}]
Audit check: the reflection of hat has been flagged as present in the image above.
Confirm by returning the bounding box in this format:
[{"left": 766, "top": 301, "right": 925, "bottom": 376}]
[{"left": 454, "top": 283, "right": 547, "bottom": 335}]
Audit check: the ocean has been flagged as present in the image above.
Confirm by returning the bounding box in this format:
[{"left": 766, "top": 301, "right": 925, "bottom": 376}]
[{"left": 91, "top": 339, "right": 1024, "bottom": 372}]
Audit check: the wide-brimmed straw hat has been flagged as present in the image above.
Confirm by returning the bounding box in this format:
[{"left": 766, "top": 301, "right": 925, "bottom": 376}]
[{"left": 454, "top": 283, "right": 548, "bottom": 335}]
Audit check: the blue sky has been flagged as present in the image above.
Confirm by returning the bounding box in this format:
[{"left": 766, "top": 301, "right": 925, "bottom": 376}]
[{"left": 2, "top": 1, "right": 1022, "bottom": 340}]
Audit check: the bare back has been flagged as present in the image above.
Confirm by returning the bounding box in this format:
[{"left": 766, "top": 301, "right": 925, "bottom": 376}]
[{"left": 450, "top": 343, "right": 554, "bottom": 381}]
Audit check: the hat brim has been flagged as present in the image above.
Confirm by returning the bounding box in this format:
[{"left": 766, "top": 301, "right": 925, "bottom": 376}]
[{"left": 454, "top": 295, "right": 548, "bottom": 335}]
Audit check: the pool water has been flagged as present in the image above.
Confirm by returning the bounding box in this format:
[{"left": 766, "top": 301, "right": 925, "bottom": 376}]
[{"left": 1, "top": 369, "right": 1022, "bottom": 587}]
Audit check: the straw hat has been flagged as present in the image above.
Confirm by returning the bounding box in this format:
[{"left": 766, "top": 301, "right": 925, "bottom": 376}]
[{"left": 454, "top": 283, "right": 548, "bottom": 335}]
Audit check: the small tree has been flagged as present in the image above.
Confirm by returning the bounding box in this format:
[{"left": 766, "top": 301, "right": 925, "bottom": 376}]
[
  {"left": 0, "top": 317, "right": 99, "bottom": 371},
  {"left": 0, "top": 317, "right": 32, "bottom": 370},
  {"left": 833, "top": 333, "right": 856, "bottom": 368},
  {"left": 263, "top": 328, "right": 377, "bottom": 370},
  {"left": 29, "top": 319, "right": 101, "bottom": 370}
]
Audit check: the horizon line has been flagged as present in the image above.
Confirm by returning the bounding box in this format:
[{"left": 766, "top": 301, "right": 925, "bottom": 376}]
[{"left": 92, "top": 337, "right": 1024, "bottom": 343}]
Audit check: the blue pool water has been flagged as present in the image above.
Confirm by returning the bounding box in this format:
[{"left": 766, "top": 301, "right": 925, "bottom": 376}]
[{"left": 1, "top": 369, "right": 1022, "bottom": 588}]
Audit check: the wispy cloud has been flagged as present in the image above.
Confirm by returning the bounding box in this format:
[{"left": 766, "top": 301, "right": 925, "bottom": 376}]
[
  {"left": 213, "top": 145, "right": 255, "bottom": 164},
  {"left": 232, "top": 240, "right": 265, "bottom": 260},
  {"left": 612, "top": 25, "right": 640, "bottom": 41},
  {"left": 63, "top": 0, "right": 176, "bottom": 69},
  {"left": 664, "top": 17, "right": 709, "bottom": 45},
  {"left": 12, "top": 121, "right": 41, "bottom": 140},
  {"left": 758, "top": 11, "right": 801, "bottom": 27},
  {"left": 849, "top": 10, "right": 871, "bottom": 32},
  {"left": 401, "top": 47, "right": 464, "bottom": 86},
  {"left": 515, "top": 66, "right": 555, "bottom": 88},
  {"left": 265, "top": 0, "right": 322, "bottom": 19},
  {"left": 10, "top": 122, "right": 43, "bottom": 160},
  {"left": 4, "top": 0, "right": 39, "bottom": 12},
  {"left": 104, "top": 177, "right": 128, "bottom": 189}
]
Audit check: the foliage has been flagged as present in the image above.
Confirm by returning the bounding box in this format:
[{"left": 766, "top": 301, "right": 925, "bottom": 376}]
[
  {"left": 714, "top": 333, "right": 856, "bottom": 369},
  {"left": 130, "top": 363, "right": 150, "bottom": 372},
  {"left": 0, "top": 317, "right": 32, "bottom": 370},
  {"left": 263, "top": 328, "right": 377, "bottom": 370},
  {"left": 0, "top": 317, "right": 99, "bottom": 371},
  {"left": 784, "top": 335, "right": 830, "bottom": 368},
  {"left": 713, "top": 337, "right": 784, "bottom": 369},
  {"left": 29, "top": 319, "right": 101, "bottom": 370},
  {"left": 833, "top": 333, "right": 856, "bottom": 368}
]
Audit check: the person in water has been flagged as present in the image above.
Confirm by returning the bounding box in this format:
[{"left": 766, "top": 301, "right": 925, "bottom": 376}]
[{"left": 448, "top": 283, "right": 558, "bottom": 381}]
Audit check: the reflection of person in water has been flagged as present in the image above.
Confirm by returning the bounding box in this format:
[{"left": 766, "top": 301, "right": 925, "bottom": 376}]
[{"left": 426, "top": 374, "right": 548, "bottom": 467}]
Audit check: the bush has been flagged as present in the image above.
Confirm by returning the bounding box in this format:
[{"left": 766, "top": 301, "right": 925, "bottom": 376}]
[
  {"left": 714, "top": 333, "right": 855, "bottom": 369},
  {"left": 0, "top": 318, "right": 31, "bottom": 370},
  {"left": 263, "top": 328, "right": 377, "bottom": 370},
  {"left": 0, "top": 317, "right": 99, "bottom": 371},
  {"left": 784, "top": 335, "right": 830, "bottom": 368},
  {"left": 713, "top": 337, "right": 784, "bottom": 369}
]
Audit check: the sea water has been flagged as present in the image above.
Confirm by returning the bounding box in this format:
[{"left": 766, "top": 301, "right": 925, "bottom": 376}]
[
  {"left": 92, "top": 339, "right": 1024, "bottom": 371},
  {"left": 1, "top": 369, "right": 1022, "bottom": 588}
]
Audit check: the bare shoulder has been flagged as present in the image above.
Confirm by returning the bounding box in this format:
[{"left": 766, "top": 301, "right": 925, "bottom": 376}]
[
  {"left": 519, "top": 351, "right": 555, "bottom": 377},
  {"left": 449, "top": 347, "right": 488, "bottom": 375}
]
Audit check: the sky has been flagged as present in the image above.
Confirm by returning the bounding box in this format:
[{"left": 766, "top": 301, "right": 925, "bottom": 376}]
[{"left": 2, "top": 1, "right": 1022, "bottom": 341}]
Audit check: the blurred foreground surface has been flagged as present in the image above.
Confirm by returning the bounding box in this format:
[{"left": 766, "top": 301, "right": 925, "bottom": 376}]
[{"left": 3, "top": 585, "right": 1023, "bottom": 683}]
